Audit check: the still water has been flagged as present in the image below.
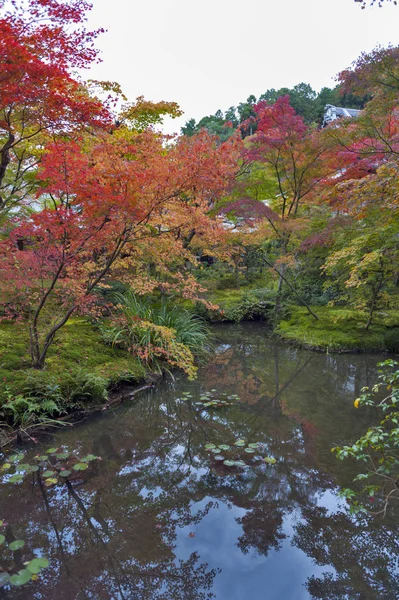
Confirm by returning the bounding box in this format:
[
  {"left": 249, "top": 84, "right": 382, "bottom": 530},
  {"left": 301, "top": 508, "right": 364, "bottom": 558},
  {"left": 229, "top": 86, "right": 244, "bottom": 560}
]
[{"left": 0, "top": 323, "right": 398, "bottom": 600}]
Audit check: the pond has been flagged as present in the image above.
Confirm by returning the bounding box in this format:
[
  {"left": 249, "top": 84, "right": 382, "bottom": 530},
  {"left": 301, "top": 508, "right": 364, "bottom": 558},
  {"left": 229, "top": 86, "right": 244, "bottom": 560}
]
[{"left": 0, "top": 323, "right": 398, "bottom": 600}]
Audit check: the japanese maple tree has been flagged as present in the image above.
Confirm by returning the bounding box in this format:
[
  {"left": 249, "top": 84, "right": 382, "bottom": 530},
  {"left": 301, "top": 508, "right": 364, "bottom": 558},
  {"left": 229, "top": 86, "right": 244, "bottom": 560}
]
[
  {"left": 0, "top": 129, "right": 239, "bottom": 368},
  {"left": 0, "top": 0, "right": 110, "bottom": 217}
]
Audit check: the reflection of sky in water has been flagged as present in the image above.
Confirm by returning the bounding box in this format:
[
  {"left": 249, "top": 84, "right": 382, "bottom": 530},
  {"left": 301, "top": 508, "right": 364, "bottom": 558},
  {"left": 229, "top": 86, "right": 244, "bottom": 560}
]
[
  {"left": 175, "top": 498, "right": 335, "bottom": 600},
  {"left": 0, "top": 323, "right": 397, "bottom": 599}
]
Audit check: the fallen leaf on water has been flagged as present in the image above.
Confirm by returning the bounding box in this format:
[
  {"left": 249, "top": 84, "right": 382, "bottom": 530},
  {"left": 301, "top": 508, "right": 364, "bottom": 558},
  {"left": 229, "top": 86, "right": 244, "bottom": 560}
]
[{"left": 188, "top": 532, "right": 195, "bottom": 538}]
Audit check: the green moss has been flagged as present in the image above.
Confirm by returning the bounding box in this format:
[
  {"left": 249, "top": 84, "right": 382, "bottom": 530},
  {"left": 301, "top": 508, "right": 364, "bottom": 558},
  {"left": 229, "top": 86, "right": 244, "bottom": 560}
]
[
  {"left": 198, "top": 286, "right": 275, "bottom": 322},
  {"left": 0, "top": 318, "right": 147, "bottom": 416},
  {"left": 277, "top": 306, "right": 399, "bottom": 352}
]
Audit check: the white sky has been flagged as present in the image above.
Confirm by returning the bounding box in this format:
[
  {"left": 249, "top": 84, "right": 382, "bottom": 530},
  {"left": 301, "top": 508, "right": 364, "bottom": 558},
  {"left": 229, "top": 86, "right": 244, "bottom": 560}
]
[{"left": 85, "top": 0, "right": 399, "bottom": 134}]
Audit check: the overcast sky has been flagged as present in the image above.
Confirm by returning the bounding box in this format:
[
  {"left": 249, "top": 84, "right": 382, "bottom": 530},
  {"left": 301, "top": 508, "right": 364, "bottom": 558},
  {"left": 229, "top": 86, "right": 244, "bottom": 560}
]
[{"left": 86, "top": 0, "right": 399, "bottom": 133}]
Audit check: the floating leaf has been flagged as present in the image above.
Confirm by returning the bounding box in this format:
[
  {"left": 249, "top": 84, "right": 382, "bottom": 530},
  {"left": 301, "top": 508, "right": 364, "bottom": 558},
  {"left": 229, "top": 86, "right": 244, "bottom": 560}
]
[
  {"left": 82, "top": 454, "right": 98, "bottom": 463},
  {"left": 28, "top": 465, "right": 39, "bottom": 473},
  {"left": 234, "top": 440, "right": 246, "bottom": 447},
  {"left": 0, "top": 534, "right": 5, "bottom": 545},
  {"left": 223, "top": 460, "right": 236, "bottom": 467},
  {"left": 42, "top": 470, "right": 55, "bottom": 478},
  {"left": 1, "top": 463, "right": 11, "bottom": 471},
  {"left": 9, "top": 540, "right": 25, "bottom": 551},
  {"left": 264, "top": 457, "right": 277, "bottom": 465},
  {"left": 234, "top": 460, "right": 246, "bottom": 466},
  {"left": 0, "top": 572, "right": 10, "bottom": 586},
  {"left": 244, "top": 448, "right": 255, "bottom": 454},
  {"left": 248, "top": 443, "right": 259, "bottom": 449},
  {"left": 214, "top": 455, "right": 225, "bottom": 461},
  {"left": 210, "top": 448, "right": 221, "bottom": 454},
  {"left": 34, "top": 456, "right": 48, "bottom": 462},
  {"left": 9, "top": 474, "right": 24, "bottom": 483},
  {"left": 219, "top": 444, "right": 230, "bottom": 451},
  {"left": 73, "top": 463, "right": 88, "bottom": 471},
  {"left": 17, "top": 464, "right": 30, "bottom": 471},
  {"left": 10, "top": 569, "right": 31, "bottom": 586},
  {"left": 56, "top": 452, "right": 69, "bottom": 460},
  {"left": 59, "top": 470, "right": 71, "bottom": 478},
  {"left": 9, "top": 454, "right": 24, "bottom": 463},
  {"left": 44, "top": 477, "right": 58, "bottom": 486},
  {"left": 205, "top": 443, "right": 216, "bottom": 450},
  {"left": 26, "top": 557, "right": 49, "bottom": 574},
  {"left": 46, "top": 448, "right": 58, "bottom": 454}
]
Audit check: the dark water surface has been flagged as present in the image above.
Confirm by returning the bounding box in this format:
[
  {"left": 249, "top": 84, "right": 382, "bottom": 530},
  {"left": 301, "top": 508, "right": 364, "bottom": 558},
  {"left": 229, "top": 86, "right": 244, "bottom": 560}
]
[{"left": 1, "top": 323, "right": 398, "bottom": 600}]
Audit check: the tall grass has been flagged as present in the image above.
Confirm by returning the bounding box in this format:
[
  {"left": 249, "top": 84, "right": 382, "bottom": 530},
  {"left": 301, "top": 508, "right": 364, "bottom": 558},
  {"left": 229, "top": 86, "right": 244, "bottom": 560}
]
[{"left": 101, "top": 291, "right": 211, "bottom": 378}]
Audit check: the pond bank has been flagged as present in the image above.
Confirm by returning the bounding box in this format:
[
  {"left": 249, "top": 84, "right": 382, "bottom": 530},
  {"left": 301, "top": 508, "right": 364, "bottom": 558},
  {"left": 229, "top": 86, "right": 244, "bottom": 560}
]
[
  {"left": 276, "top": 306, "right": 399, "bottom": 353},
  {"left": 0, "top": 319, "right": 150, "bottom": 444}
]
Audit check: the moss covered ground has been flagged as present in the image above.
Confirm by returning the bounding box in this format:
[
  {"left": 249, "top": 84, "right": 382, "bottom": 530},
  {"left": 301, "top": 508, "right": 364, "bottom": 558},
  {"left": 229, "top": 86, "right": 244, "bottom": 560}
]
[
  {"left": 276, "top": 306, "right": 399, "bottom": 352},
  {"left": 0, "top": 318, "right": 146, "bottom": 411}
]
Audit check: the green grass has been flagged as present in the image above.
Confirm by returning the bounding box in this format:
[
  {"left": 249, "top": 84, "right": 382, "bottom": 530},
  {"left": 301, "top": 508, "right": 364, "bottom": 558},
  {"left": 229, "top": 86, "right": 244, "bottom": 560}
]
[
  {"left": 276, "top": 306, "right": 399, "bottom": 352},
  {"left": 0, "top": 318, "right": 147, "bottom": 413}
]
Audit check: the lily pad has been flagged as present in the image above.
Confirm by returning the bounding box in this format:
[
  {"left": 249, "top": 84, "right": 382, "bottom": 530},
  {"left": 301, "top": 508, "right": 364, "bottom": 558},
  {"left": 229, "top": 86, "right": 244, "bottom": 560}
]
[
  {"left": 264, "top": 457, "right": 277, "bottom": 465},
  {"left": 46, "top": 448, "right": 58, "bottom": 454},
  {"left": 234, "top": 440, "right": 246, "bottom": 447},
  {"left": 59, "top": 470, "right": 71, "bottom": 478},
  {"left": 223, "top": 460, "right": 236, "bottom": 467},
  {"left": 234, "top": 460, "right": 246, "bottom": 466},
  {"left": 1, "top": 463, "right": 11, "bottom": 471},
  {"left": 9, "top": 539, "right": 25, "bottom": 551},
  {"left": 9, "top": 474, "right": 24, "bottom": 483},
  {"left": 34, "top": 456, "right": 48, "bottom": 462},
  {"left": 248, "top": 443, "right": 259, "bottom": 449},
  {"left": 17, "top": 464, "right": 30, "bottom": 471},
  {"left": 73, "top": 462, "right": 88, "bottom": 471},
  {"left": 82, "top": 454, "right": 98, "bottom": 463},
  {"left": 0, "top": 534, "right": 5, "bottom": 545},
  {"left": 26, "top": 557, "right": 49, "bottom": 574},
  {"left": 0, "top": 572, "right": 10, "bottom": 586},
  {"left": 244, "top": 447, "right": 255, "bottom": 454},
  {"left": 45, "top": 477, "right": 58, "bottom": 486},
  {"left": 210, "top": 448, "right": 221, "bottom": 454},
  {"left": 42, "top": 470, "right": 55, "bottom": 478},
  {"left": 10, "top": 569, "right": 31, "bottom": 586},
  {"left": 219, "top": 444, "right": 231, "bottom": 451},
  {"left": 205, "top": 443, "right": 216, "bottom": 450},
  {"left": 56, "top": 452, "right": 69, "bottom": 460},
  {"left": 214, "top": 455, "right": 225, "bottom": 461},
  {"left": 9, "top": 454, "right": 24, "bottom": 463}
]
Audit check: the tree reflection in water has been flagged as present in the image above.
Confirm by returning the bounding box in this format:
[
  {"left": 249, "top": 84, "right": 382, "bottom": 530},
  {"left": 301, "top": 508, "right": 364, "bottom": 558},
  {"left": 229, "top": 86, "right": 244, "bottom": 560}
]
[{"left": 0, "top": 323, "right": 398, "bottom": 600}]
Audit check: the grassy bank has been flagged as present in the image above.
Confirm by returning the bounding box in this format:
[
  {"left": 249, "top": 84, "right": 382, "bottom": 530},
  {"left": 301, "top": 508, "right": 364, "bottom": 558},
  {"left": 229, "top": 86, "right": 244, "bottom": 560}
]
[
  {"left": 0, "top": 318, "right": 147, "bottom": 431},
  {"left": 276, "top": 306, "right": 399, "bottom": 352},
  {"left": 199, "top": 286, "right": 275, "bottom": 322}
]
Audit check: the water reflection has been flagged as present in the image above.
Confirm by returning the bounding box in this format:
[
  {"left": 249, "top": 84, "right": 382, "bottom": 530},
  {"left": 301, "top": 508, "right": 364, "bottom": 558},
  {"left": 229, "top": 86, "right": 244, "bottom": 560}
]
[{"left": 0, "top": 323, "right": 398, "bottom": 599}]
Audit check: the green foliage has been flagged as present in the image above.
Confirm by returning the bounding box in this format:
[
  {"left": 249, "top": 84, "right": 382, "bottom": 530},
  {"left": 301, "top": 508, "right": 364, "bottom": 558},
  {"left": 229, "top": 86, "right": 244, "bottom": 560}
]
[
  {"left": 0, "top": 446, "right": 100, "bottom": 488},
  {"left": 205, "top": 437, "right": 277, "bottom": 469},
  {"left": 179, "top": 389, "right": 241, "bottom": 408},
  {"left": 323, "top": 227, "right": 399, "bottom": 329},
  {"left": 0, "top": 389, "right": 61, "bottom": 428},
  {"left": 333, "top": 360, "right": 399, "bottom": 515},
  {"left": 102, "top": 291, "right": 211, "bottom": 379},
  {"left": 277, "top": 306, "right": 399, "bottom": 351},
  {"left": 0, "top": 318, "right": 146, "bottom": 430},
  {"left": 0, "top": 518, "right": 48, "bottom": 589}
]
